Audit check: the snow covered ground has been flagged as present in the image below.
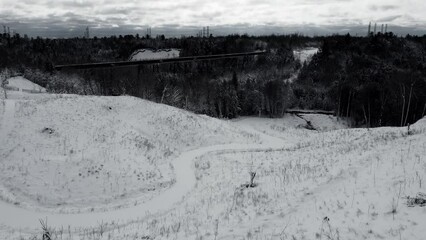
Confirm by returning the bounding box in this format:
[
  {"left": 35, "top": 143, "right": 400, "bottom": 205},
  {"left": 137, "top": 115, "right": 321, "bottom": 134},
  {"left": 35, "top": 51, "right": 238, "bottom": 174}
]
[
  {"left": 186, "top": 121, "right": 426, "bottom": 240},
  {"left": 1, "top": 81, "right": 426, "bottom": 240},
  {"left": 293, "top": 47, "right": 319, "bottom": 64},
  {"left": 0, "top": 89, "right": 260, "bottom": 216},
  {"left": 130, "top": 49, "right": 180, "bottom": 61},
  {"left": 287, "top": 47, "right": 319, "bottom": 82},
  {"left": 235, "top": 114, "right": 349, "bottom": 144},
  {"left": 4, "top": 76, "right": 46, "bottom": 93}
]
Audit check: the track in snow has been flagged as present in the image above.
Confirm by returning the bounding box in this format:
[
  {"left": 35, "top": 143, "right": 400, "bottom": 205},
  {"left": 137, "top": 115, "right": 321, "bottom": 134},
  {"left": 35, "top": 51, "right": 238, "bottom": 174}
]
[{"left": 0, "top": 114, "right": 286, "bottom": 233}]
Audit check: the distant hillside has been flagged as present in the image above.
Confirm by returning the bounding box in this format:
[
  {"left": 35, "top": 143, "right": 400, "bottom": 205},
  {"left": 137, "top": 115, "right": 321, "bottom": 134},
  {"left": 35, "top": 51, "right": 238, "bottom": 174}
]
[
  {"left": 295, "top": 33, "right": 426, "bottom": 127},
  {"left": 130, "top": 49, "right": 180, "bottom": 60},
  {"left": 4, "top": 76, "right": 46, "bottom": 93}
]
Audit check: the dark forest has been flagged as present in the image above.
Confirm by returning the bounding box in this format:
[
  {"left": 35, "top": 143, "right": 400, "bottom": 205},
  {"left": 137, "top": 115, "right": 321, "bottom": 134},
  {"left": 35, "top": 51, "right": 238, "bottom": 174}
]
[{"left": 1, "top": 32, "right": 425, "bottom": 127}]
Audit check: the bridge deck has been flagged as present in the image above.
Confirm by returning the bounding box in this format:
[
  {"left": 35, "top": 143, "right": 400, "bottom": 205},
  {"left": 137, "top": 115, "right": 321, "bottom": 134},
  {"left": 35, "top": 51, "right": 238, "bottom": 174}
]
[{"left": 54, "top": 51, "right": 266, "bottom": 70}]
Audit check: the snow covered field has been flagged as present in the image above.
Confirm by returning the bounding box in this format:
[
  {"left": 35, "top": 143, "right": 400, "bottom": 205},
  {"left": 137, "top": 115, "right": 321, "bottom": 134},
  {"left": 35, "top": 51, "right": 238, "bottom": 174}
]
[{"left": 1, "top": 81, "right": 426, "bottom": 240}]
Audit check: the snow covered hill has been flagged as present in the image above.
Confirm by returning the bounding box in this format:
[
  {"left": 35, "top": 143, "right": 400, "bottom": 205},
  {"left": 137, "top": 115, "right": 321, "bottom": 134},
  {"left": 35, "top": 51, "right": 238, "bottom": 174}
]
[
  {"left": 98, "top": 117, "right": 424, "bottom": 240},
  {"left": 4, "top": 76, "right": 46, "bottom": 93},
  {"left": 0, "top": 94, "right": 260, "bottom": 214},
  {"left": 130, "top": 49, "right": 180, "bottom": 61},
  {"left": 1, "top": 86, "right": 425, "bottom": 240},
  {"left": 293, "top": 47, "right": 318, "bottom": 64},
  {"left": 188, "top": 119, "right": 426, "bottom": 240}
]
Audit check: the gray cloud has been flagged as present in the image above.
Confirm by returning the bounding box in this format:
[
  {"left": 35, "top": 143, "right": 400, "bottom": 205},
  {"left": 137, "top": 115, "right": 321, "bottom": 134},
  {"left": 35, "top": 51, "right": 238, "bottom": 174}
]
[
  {"left": 0, "top": 0, "right": 425, "bottom": 37},
  {"left": 60, "top": 0, "right": 95, "bottom": 8},
  {"left": 376, "top": 15, "right": 403, "bottom": 22},
  {"left": 370, "top": 4, "right": 399, "bottom": 11}
]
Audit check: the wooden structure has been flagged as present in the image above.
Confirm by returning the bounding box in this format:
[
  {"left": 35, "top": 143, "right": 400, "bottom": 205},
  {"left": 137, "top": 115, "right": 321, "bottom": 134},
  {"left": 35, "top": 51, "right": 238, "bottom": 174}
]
[{"left": 285, "top": 109, "right": 335, "bottom": 115}]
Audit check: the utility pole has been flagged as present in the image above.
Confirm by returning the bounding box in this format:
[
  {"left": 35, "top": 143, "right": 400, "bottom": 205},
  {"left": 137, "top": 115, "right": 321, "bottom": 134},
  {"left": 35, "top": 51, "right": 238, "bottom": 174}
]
[
  {"left": 146, "top": 27, "right": 152, "bottom": 38},
  {"left": 373, "top": 23, "right": 377, "bottom": 35},
  {"left": 367, "top": 22, "right": 371, "bottom": 36},
  {"left": 84, "top": 26, "right": 90, "bottom": 38}
]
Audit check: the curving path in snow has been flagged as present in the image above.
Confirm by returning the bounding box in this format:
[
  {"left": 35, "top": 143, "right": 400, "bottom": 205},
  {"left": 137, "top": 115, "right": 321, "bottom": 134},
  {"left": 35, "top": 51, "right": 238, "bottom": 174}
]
[{"left": 0, "top": 105, "right": 286, "bottom": 233}]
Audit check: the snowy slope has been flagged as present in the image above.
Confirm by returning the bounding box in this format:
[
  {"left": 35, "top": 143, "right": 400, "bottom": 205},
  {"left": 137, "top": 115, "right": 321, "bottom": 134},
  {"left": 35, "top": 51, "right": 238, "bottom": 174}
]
[
  {"left": 0, "top": 95, "right": 260, "bottom": 214},
  {"left": 1, "top": 90, "right": 426, "bottom": 240},
  {"left": 130, "top": 49, "right": 180, "bottom": 61},
  {"left": 4, "top": 76, "right": 46, "bottom": 93},
  {"left": 98, "top": 117, "right": 423, "bottom": 240},
  {"left": 293, "top": 47, "right": 319, "bottom": 64},
  {"left": 287, "top": 47, "right": 319, "bottom": 82},
  {"left": 235, "top": 114, "right": 349, "bottom": 145},
  {"left": 185, "top": 121, "right": 426, "bottom": 240}
]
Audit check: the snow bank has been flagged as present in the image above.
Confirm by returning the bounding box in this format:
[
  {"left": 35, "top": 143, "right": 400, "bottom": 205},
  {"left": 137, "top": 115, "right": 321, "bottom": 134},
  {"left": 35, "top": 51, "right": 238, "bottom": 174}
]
[{"left": 412, "top": 116, "right": 426, "bottom": 129}]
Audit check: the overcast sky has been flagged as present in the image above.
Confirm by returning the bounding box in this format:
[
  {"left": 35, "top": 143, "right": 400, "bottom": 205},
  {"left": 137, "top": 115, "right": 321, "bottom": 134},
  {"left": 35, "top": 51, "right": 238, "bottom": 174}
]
[{"left": 1, "top": 0, "right": 426, "bottom": 37}]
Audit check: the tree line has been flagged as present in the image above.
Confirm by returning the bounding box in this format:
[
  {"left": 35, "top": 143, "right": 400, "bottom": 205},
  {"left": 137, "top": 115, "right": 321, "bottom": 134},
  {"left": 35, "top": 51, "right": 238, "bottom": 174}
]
[
  {"left": 0, "top": 33, "right": 311, "bottom": 118},
  {"left": 1, "top": 31, "right": 425, "bottom": 126},
  {"left": 295, "top": 33, "right": 426, "bottom": 127}
]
